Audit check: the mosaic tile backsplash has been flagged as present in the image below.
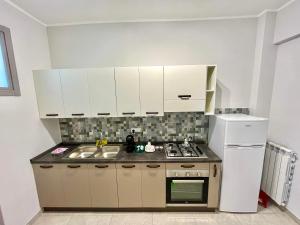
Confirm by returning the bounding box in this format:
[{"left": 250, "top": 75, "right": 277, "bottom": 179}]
[
  {"left": 59, "top": 108, "right": 250, "bottom": 143},
  {"left": 59, "top": 112, "right": 209, "bottom": 143}
]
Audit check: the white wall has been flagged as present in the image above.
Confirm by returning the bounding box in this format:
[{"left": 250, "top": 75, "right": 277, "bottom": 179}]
[
  {"left": 268, "top": 0, "right": 300, "bottom": 219},
  {"left": 250, "top": 12, "right": 277, "bottom": 117},
  {"left": 47, "top": 19, "right": 257, "bottom": 108},
  {"left": 274, "top": 0, "right": 300, "bottom": 44},
  {"left": 0, "top": 1, "right": 61, "bottom": 225}
]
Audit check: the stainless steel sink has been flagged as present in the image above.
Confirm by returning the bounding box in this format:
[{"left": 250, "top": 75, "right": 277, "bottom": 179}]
[
  {"left": 93, "top": 145, "right": 121, "bottom": 159},
  {"left": 67, "top": 145, "right": 98, "bottom": 159},
  {"left": 66, "top": 144, "right": 120, "bottom": 159}
]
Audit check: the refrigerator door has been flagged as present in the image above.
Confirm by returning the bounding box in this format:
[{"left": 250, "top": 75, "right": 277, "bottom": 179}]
[
  {"left": 225, "top": 121, "right": 268, "bottom": 146},
  {"left": 220, "top": 146, "right": 265, "bottom": 212}
]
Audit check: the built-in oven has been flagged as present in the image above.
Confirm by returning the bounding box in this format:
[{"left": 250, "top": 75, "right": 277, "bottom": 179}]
[{"left": 166, "top": 169, "right": 209, "bottom": 207}]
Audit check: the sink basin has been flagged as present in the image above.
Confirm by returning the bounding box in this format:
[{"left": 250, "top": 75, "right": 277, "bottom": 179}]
[
  {"left": 67, "top": 145, "right": 98, "bottom": 159},
  {"left": 93, "top": 145, "right": 121, "bottom": 159}
]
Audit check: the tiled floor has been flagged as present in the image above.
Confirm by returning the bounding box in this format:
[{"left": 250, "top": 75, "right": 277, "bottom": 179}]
[{"left": 31, "top": 204, "right": 299, "bottom": 225}]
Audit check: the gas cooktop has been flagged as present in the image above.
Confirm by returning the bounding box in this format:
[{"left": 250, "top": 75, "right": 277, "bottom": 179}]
[{"left": 164, "top": 143, "right": 208, "bottom": 159}]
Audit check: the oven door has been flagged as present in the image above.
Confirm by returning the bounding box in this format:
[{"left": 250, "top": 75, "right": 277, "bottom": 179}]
[{"left": 166, "top": 177, "right": 209, "bottom": 206}]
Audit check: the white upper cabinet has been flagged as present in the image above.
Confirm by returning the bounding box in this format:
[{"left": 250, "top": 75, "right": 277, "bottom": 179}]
[
  {"left": 60, "top": 69, "right": 90, "bottom": 117},
  {"left": 115, "top": 67, "right": 140, "bottom": 117},
  {"left": 164, "top": 65, "right": 207, "bottom": 112},
  {"left": 139, "top": 66, "right": 164, "bottom": 116},
  {"left": 87, "top": 68, "right": 117, "bottom": 117},
  {"left": 33, "top": 70, "right": 65, "bottom": 118}
]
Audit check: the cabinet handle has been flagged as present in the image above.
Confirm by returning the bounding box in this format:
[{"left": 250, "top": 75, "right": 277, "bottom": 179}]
[
  {"left": 95, "top": 165, "right": 109, "bottom": 168},
  {"left": 97, "top": 113, "right": 110, "bottom": 116},
  {"left": 71, "top": 113, "right": 84, "bottom": 116},
  {"left": 181, "top": 164, "right": 195, "bottom": 168},
  {"left": 213, "top": 164, "right": 217, "bottom": 177},
  {"left": 146, "top": 112, "right": 159, "bottom": 115},
  {"left": 67, "top": 165, "right": 81, "bottom": 168},
  {"left": 46, "top": 114, "right": 58, "bottom": 117},
  {"left": 146, "top": 164, "right": 160, "bottom": 168},
  {"left": 178, "top": 95, "right": 191, "bottom": 100},
  {"left": 122, "top": 112, "right": 135, "bottom": 115},
  {"left": 122, "top": 165, "right": 135, "bottom": 168},
  {"left": 40, "top": 165, "right": 53, "bottom": 169}
]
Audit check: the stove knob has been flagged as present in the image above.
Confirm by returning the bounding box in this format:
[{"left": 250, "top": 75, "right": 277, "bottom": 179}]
[
  {"left": 186, "top": 172, "right": 190, "bottom": 177},
  {"left": 175, "top": 172, "right": 178, "bottom": 177},
  {"left": 197, "top": 172, "right": 201, "bottom": 177}
]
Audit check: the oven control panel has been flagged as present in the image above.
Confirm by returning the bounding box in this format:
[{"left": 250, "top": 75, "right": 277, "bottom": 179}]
[{"left": 167, "top": 169, "right": 209, "bottom": 177}]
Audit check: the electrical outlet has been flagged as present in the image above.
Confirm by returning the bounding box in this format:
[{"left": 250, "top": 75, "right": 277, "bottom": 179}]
[{"left": 131, "top": 128, "right": 142, "bottom": 133}]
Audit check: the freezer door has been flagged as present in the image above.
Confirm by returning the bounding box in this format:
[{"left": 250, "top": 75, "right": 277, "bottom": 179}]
[
  {"left": 225, "top": 121, "right": 268, "bottom": 145},
  {"left": 220, "top": 146, "right": 265, "bottom": 212}
]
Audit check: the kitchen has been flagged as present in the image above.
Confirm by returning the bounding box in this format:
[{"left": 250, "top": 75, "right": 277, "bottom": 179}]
[{"left": 0, "top": 0, "right": 300, "bottom": 225}]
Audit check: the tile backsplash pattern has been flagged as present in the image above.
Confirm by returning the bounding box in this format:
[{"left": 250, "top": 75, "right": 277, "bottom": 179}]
[
  {"left": 215, "top": 108, "right": 250, "bottom": 115},
  {"left": 60, "top": 112, "right": 209, "bottom": 143}
]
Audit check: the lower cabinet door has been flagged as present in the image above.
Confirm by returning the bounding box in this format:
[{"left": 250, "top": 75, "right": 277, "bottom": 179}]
[
  {"left": 116, "top": 164, "right": 142, "bottom": 207},
  {"left": 141, "top": 163, "right": 166, "bottom": 208},
  {"left": 62, "top": 164, "right": 90, "bottom": 207},
  {"left": 32, "top": 164, "right": 65, "bottom": 207},
  {"left": 208, "top": 163, "right": 221, "bottom": 208},
  {"left": 89, "top": 164, "right": 118, "bottom": 208}
]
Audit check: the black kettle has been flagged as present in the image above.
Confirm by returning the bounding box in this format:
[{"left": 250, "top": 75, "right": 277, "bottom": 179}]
[{"left": 125, "top": 134, "right": 135, "bottom": 153}]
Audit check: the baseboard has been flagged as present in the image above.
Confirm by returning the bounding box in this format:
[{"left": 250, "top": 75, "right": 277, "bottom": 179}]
[
  {"left": 286, "top": 209, "right": 300, "bottom": 225},
  {"left": 27, "top": 210, "right": 42, "bottom": 225}
]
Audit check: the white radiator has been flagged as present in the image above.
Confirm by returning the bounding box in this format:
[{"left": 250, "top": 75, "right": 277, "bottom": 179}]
[{"left": 261, "top": 141, "right": 297, "bottom": 206}]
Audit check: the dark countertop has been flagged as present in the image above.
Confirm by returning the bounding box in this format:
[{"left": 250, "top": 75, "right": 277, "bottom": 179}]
[{"left": 30, "top": 142, "right": 221, "bottom": 164}]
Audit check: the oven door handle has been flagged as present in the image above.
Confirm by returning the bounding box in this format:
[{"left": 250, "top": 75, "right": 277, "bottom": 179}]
[{"left": 172, "top": 180, "right": 205, "bottom": 184}]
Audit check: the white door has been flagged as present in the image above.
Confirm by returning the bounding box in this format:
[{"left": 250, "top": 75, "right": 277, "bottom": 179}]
[
  {"left": 87, "top": 68, "right": 117, "bottom": 117},
  {"left": 220, "top": 146, "right": 265, "bottom": 212},
  {"left": 139, "top": 66, "right": 163, "bottom": 116},
  {"left": 60, "top": 69, "right": 90, "bottom": 117},
  {"left": 164, "top": 65, "right": 207, "bottom": 112},
  {"left": 225, "top": 121, "right": 268, "bottom": 146},
  {"left": 33, "top": 70, "right": 65, "bottom": 118},
  {"left": 164, "top": 65, "right": 207, "bottom": 100},
  {"left": 115, "top": 67, "right": 140, "bottom": 117}
]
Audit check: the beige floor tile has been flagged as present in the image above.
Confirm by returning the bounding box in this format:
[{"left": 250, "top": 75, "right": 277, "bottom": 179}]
[
  {"left": 32, "top": 214, "right": 71, "bottom": 225},
  {"left": 66, "top": 214, "right": 111, "bottom": 225},
  {"left": 109, "top": 213, "right": 153, "bottom": 225}
]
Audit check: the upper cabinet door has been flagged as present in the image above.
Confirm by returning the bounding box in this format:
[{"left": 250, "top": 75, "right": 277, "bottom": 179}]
[
  {"left": 115, "top": 67, "right": 140, "bottom": 117},
  {"left": 164, "top": 65, "right": 207, "bottom": 100},
  {"left": 87, "top": 68, "right": 117, "bottom": 117},
  {"left": 139, "top": 66, "right": 164, "bottom": 117},
  {"left": 60, "top": 69, "right": 90, "bottom": 117},
  {"left": 33, "top": 70, "right": 65, "bottom": 118}
]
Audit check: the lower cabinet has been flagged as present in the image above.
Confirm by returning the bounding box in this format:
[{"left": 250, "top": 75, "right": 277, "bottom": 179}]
[
  {"left": 89, "top": 164, "right": 118, "bottom": 208},
  {"left": 33, "top": 164, "right": 65, "bottom": 207},
  {"left": 62, "top": 164, "right": 90, "bottom": 207},
  {"left": 116, "top": 164, "right": 142, "bottom": 207},
  {"left": 208, "top": 163, "right": 221, "bottom": 208},
  {"left": 141, "top": 163, "right": 166, "bottom": 208}
]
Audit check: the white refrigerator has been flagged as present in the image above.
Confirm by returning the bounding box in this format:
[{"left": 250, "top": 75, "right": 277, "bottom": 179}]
[{"left": 209, "top": 114, "right": 268, "bottom": 212}]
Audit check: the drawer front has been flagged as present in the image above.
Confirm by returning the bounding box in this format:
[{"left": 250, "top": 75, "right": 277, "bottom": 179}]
[
  {"left": 164, "top": 99, "right": 205, "bottom": 112},
  {"left": 225, "top": 121, "right": 268, "bottom": 145},
  {"left": 166, "top": 163, "right": 209, "bottom": 170}
]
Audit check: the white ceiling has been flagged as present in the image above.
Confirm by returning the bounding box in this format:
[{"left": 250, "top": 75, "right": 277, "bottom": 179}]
[{"left": 8, "top": 0, "right": 291, "bottom": 26}]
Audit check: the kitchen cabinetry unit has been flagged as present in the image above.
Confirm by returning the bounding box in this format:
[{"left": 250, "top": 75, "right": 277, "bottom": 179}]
[
  {"left": 115, "top": 67, "right": 141, "bottom": 117},
  {"left": 139, "top": 66, "right": 164, "bottom": 116},
  {"left": 141, "top": 163, "right": 166, "bottom": 207},
  {"left": 208, "top": 163, "right": 221, "bottom": 208},
  {"left": 87, "top": 68, "right": 117, "bottom": 117},
  {"left": 205, "top": 66, "right": 217, "bottom": 115},
  {"left": 62, "top": 164, "right": 90, "bottom": 207},
  {"left": 32, "top": 164, "right": 65, "bottom": 207},
  {"left": 89, "top": 164, "right": 118, "bottom": 208},
  {"left": 60, "top": 69, "right": 90, "bottom": 117},
  {"left": 116, "top": 164, "right": 142, "bottom": 207},
  {"left": 33, "top": 70, "right": 65, "bottom": 118},
  {"left": 164, "top": 65, "right": 207, "bottom": 112}
]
